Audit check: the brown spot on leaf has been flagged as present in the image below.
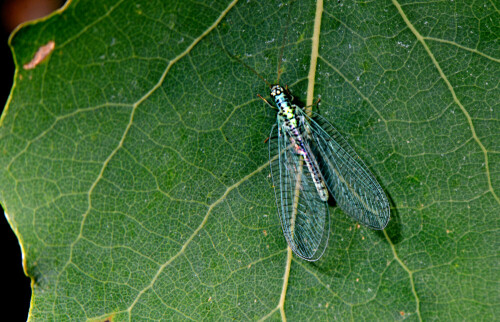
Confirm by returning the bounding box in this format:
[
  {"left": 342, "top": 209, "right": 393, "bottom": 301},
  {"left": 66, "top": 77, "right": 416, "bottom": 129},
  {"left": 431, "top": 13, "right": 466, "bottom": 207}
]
[{"left": 23, "top": 40, "right": 55, "bottom": 70}]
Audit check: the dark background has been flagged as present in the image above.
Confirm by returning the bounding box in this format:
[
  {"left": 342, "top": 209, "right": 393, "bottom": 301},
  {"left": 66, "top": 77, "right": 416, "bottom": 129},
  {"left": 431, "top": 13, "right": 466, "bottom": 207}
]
[{"left": 0, "top": 0, "right": 63, "bottom": 320}]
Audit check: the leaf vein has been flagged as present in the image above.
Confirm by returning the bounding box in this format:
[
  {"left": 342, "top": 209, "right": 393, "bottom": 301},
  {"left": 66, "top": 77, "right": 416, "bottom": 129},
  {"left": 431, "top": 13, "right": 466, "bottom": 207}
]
[{"left": 391, "top": 0, "right": 499, "bottom": 205}]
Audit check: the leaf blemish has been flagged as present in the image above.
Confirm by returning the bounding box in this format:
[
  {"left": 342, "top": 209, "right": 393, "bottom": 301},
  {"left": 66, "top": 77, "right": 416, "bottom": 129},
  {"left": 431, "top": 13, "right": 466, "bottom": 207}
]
[{"left": 23, "top": 40, "right": 55, "bottom": 70}]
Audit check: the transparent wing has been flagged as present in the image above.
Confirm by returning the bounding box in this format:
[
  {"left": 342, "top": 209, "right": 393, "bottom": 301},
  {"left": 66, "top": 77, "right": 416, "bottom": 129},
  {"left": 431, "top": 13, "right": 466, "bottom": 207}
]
[
  {"left": 297, "top": 109, "right": 390, "bottom": 229},
  {"left": 269, "top": 122, "right": 330, "bottom": 261}
]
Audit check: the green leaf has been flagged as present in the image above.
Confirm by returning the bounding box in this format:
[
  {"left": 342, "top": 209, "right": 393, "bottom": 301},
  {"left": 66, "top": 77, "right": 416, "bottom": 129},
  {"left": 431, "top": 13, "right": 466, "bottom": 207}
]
[{"left": 1, "top": 0, "right": 498, "bottom": 320}]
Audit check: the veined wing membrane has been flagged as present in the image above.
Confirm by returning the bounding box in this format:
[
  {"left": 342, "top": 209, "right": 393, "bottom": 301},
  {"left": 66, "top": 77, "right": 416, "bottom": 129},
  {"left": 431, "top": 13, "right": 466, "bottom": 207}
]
[
  {"left": 298, "top": 110, "right": 390, "bottom": 230},
  {"left": 269, "top": 122, "right": 330, "bottom": 261}
]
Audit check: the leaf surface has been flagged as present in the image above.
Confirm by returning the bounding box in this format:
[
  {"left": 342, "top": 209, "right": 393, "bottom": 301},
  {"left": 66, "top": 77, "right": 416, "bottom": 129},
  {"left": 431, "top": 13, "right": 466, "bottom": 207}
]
[{"left": 1, "top": 0, "right": 498, "bottom": 320}]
